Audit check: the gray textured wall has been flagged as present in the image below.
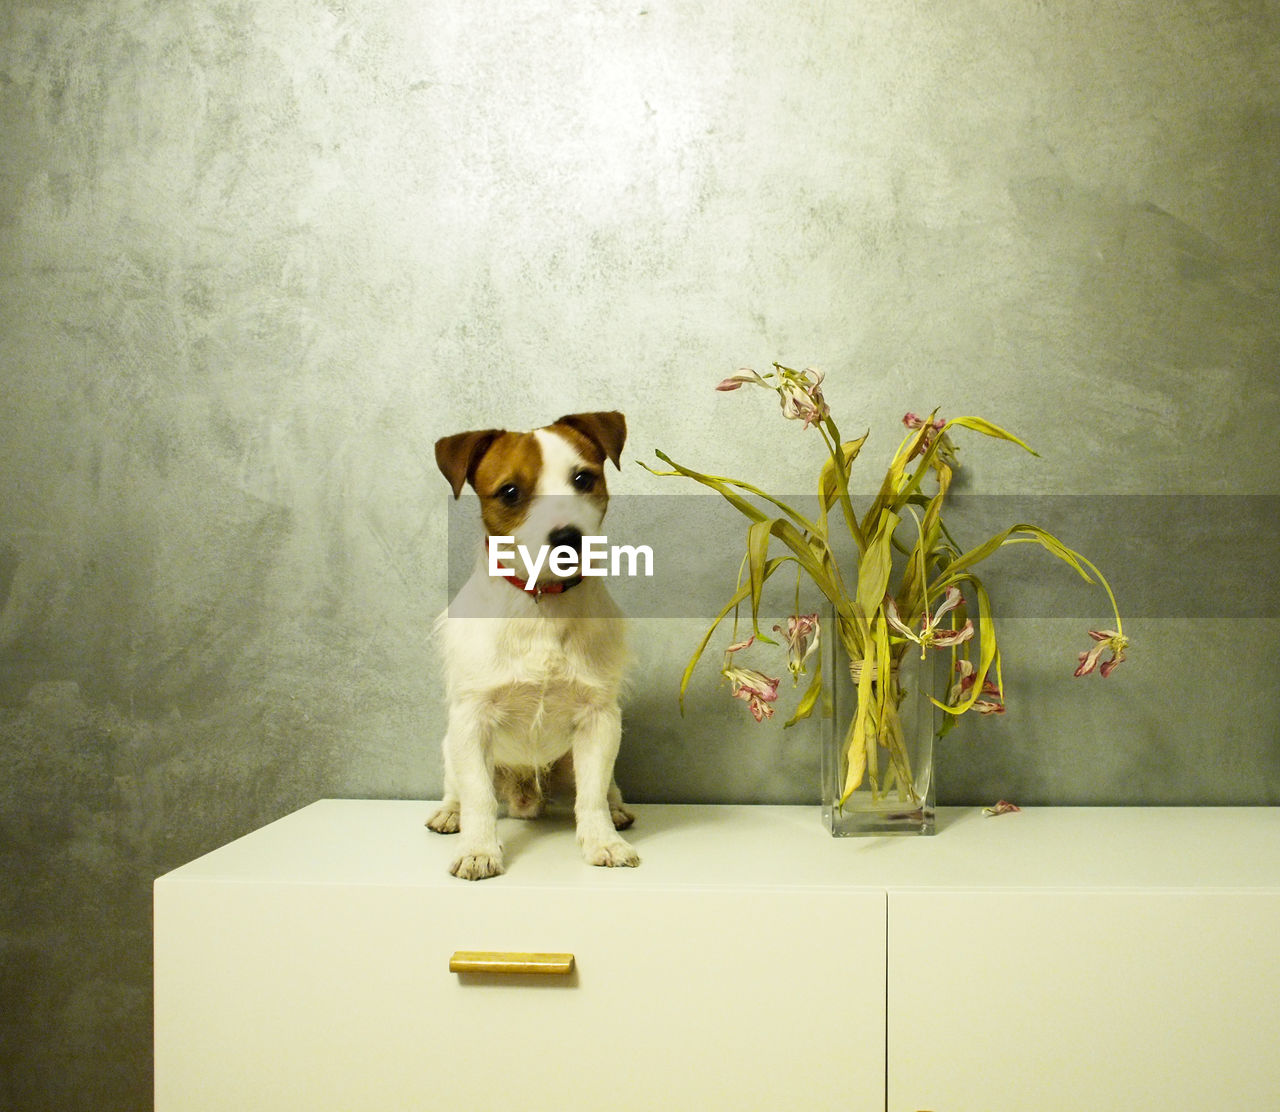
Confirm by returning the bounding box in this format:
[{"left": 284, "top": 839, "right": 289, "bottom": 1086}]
[{"left": 2, "top": 1, "right": 1278, "bottom": 1107}]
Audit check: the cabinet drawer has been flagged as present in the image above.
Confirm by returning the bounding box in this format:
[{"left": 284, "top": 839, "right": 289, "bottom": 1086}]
[
  {"left": 888, "top": 889, "right": 1280, "bottom": 1112},
  {"left": 156, "top": 878, "right": 885, "bottom": 1111}
]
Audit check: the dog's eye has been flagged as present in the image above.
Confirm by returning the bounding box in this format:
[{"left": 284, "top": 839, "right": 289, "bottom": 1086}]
[
  {"left": 571, "top": 470, "right": 597, "bottom": 492},
  {"left": 496, "top": 483, "right": 521, "bottom": 506}
]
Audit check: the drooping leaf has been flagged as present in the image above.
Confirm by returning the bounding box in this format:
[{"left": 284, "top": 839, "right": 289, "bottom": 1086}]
[
  {"left": 839, "top": 708, "right": 866, "bottom": 804},
  {"left": 746, "top": 518, "right": 776, "bottom": 638},
  {"left": 855, "top": 511, "right": 900, "bottom": 618},
  {"left": 943, "top": 415, "right": 1040, "bottom": 456},
  {"left": 784, "top": 661, "right": 824, "bottom": 727},
  {"left": 818, "top": 434, "right": 869, "bottom": 526},
  {"left": 938, "top": 523, "right": 1098, "bottom": 586},
  {"left": 644, "top": 452, "right": 819, "bottom": 535}
]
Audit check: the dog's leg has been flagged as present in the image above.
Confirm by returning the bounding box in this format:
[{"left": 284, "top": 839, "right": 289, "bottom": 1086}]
[
  {"left": 440, "top": 707, "right": 505, "bottom": 880},
  {"left": 426, "top": 747, "right": 461, "bottom": 834},
  {"left": 542, "top": 752, "right": 627, "bottom": 824},
  {"left": 550, "top": 754, "right": 631, "bottom": 829},
  {"left": 571, "top": 705, "right": 639, "bottom": 868},
  {"left": 607, "top": 777, "right": 635, "bottom": 831}
]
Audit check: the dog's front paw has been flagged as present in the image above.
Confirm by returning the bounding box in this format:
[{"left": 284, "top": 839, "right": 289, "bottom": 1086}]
[
  {"left": 610, "top": 803, "right": 635, "bottom": 831},
  {"left": 426, "top": 805, "right": 460, "bottom": 834},
  {"left": 451, "top": 852, "right": 505, "bottom": 881},
  {"left": 583, "top": 837, "right": 640, "bottom": 869}
]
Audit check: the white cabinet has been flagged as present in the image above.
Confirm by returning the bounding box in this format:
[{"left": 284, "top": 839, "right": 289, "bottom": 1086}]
[
  {"left": 154, "top": 803, "right": 1280, "bottom": 1112},
  {"left": 884, "top": 805, "right": 1280, "bottom": 1112},
  {"left": 889, "top": 889, "right": 1280, "bottom": 1112},
  {"left": 154, "top": 803, "right": 886, "bottom": 1112}
]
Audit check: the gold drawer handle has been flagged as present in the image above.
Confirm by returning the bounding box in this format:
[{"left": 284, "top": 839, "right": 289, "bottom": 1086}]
[{"left": 449, "top": 951, "right": 575, "bottom": 976}]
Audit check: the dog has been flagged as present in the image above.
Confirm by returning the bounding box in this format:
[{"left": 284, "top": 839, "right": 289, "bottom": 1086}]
[{"left": 428, "top": 411, "right": 639, "bottom": 880}]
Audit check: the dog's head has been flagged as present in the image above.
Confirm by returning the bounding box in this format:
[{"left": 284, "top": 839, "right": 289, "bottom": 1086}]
[{"left": 435, "top": 411, "right": 626, "bottom": 581}]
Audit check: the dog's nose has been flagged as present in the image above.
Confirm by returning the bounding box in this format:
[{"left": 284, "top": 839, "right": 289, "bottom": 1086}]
[{"left": 548, "top": 525, "right": 583, "bottom": 552}]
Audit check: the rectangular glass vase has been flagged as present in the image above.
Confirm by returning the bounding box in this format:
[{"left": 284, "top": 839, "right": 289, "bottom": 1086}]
[{"left": 821, "top": 625, "right": 937, "bottom": 837}]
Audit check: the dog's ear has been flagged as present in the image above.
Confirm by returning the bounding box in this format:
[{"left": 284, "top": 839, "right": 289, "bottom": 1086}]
[
  {"left": 435, "top": 429, "right": 503, "bottom": 499},
  {"left": 553, "top": 411, "right": 627, "bottom": 469}
]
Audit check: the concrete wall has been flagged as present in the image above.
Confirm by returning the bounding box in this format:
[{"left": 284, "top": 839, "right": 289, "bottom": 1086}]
[{"left": 2, "top": 1, "right": 1277, "bottom": 1106}]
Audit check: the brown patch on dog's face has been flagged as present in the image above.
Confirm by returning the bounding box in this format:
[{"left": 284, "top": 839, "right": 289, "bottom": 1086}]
[{"left": 470, "top": 431, "right": 543, "bottom": 537}]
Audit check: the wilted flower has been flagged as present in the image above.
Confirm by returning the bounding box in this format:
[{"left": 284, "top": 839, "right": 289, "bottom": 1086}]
[
  {"left": 903, "top": 411, "right": 959, "bottom": 468},
  {"left": 948, "top": 659, "right": 1005, "bottom": 714},
  {"left": 903, "top": 412, "right": 946, "bottom": 432},
  {"left": 773, "top": 612, "right": 821, "bottom": 682},
  {"left": 885, "top": 587, "right": 975, "bottom": 658},
  {"left": 721, "top": 636, "right": 782, "bottom": 722},
  {"left": 718, "top": 365, "right": 830, "bottom": 429},
  {"left": 1074, "top": 629, "right": 1128, "bottom": 677},
  {"left": 776, "top": 367, "right": 830, "bottom": 428}
]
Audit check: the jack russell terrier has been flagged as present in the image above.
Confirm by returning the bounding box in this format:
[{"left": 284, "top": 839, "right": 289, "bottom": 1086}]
[{"left": 429, "top": 411, "right": 638, "bottom": 879}]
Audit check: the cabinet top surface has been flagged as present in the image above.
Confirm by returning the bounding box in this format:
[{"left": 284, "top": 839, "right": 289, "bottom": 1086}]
[{"left": 156, "top": 802, "right": 1280, "bottom": 893}]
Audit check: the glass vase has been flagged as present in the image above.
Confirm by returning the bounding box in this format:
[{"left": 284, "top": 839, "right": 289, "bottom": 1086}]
[{"left": 821, "top": 624, "right": 937, "bottom": 836}]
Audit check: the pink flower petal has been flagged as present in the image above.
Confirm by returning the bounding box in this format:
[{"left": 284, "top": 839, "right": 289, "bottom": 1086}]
[
  {"left": 883, "top": 595, "right": 916, "bottom": 640},
  {"left": 930, "top": 619, "right": 975, "bottom": 648},
  {"left": 930, "top": 587, "right": 964, "bottom": 623},
  {"left": 1074, "top": 643, "right": 1104, "bottom": 676}
]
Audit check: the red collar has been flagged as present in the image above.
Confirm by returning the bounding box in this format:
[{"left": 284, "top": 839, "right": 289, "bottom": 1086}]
[{"left": 500, "top": 572, "right": 584, "bottom": 599}]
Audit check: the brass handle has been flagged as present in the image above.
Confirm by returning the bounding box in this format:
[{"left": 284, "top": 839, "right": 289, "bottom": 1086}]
[{"left": 449, "top": 951, "right": 575, "bottom": 975}]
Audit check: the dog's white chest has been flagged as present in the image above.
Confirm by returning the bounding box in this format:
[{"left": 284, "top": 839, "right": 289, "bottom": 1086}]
[{"left": 440, "top": 585, "right": 626, "bottom": 770}]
